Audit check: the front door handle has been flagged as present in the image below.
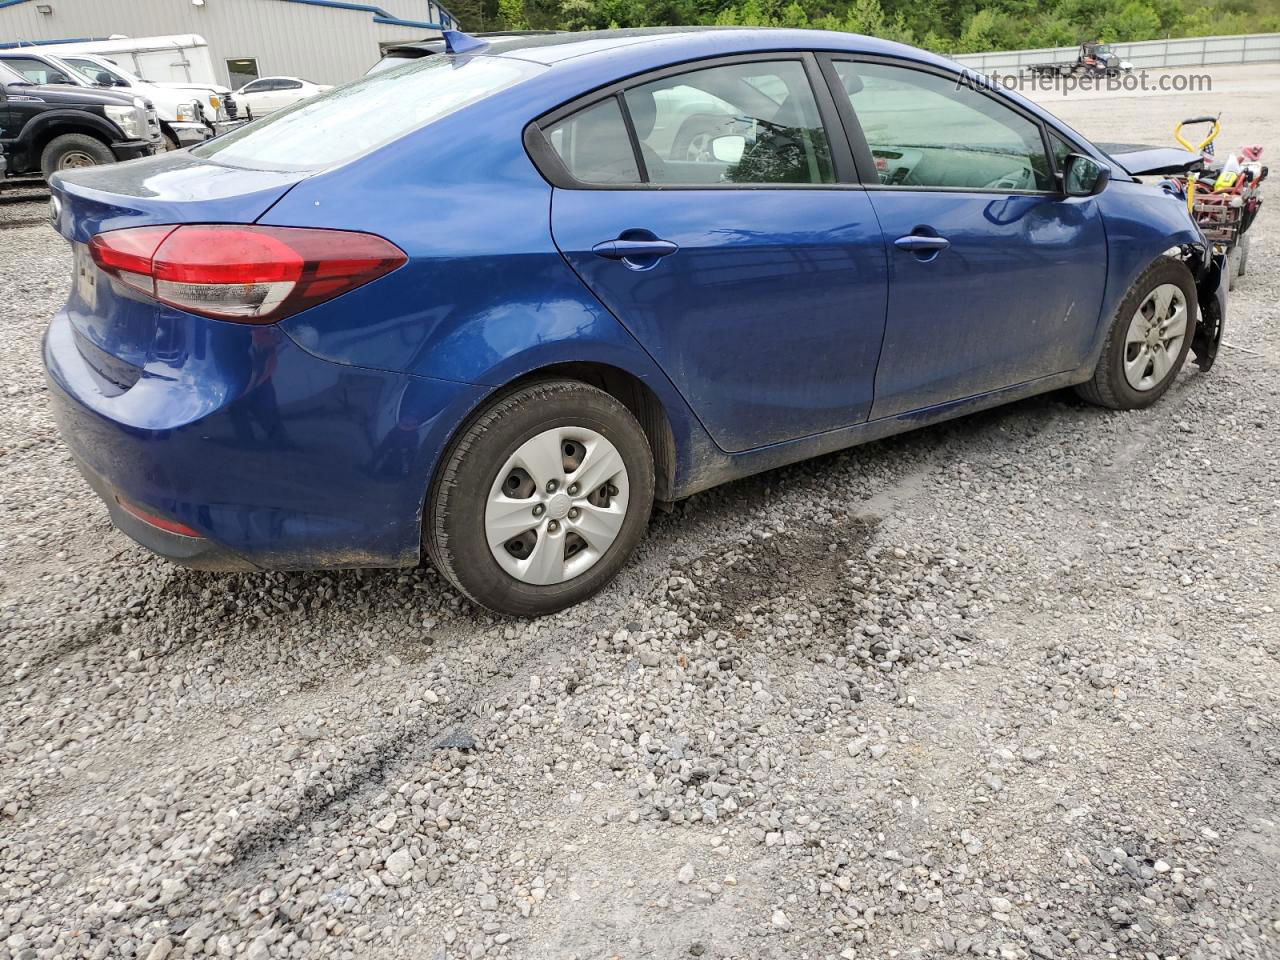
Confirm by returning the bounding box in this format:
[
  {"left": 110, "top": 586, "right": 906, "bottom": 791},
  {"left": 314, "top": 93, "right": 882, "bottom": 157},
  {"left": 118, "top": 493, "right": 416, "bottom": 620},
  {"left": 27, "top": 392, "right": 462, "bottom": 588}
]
[
  {"left": 592, "top": 238, "right": 679, "bottom": 261},
  {"left": 893, "top": 234, "right": 951, "bottom": 252}
]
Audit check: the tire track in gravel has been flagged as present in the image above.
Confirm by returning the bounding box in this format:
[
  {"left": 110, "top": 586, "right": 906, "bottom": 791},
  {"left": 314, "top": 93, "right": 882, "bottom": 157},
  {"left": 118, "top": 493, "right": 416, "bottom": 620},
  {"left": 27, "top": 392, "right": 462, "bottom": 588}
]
[{"left": 68, "top": 444, "right": 964, "bottom": 959}]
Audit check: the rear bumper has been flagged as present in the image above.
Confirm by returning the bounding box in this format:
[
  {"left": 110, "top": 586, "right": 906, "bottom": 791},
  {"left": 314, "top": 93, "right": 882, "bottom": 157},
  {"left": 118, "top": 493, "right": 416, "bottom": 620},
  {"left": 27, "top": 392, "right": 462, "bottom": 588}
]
[
  {"left": 70, "top": 448, "right": 257, "bottom": 571},
  {"left": 44, "top": 309, "right": 485, "bottom": 570}
]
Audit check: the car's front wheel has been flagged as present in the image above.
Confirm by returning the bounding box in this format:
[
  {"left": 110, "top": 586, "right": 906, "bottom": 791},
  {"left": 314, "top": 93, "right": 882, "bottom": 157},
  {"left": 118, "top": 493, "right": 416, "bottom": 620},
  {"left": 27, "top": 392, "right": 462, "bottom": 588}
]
[
  {"left": 1076, "top": 258, "right": 1197, "bottom": 410},
  {"left": 426, "top": 379, "right": 655, "bottom": 616}
]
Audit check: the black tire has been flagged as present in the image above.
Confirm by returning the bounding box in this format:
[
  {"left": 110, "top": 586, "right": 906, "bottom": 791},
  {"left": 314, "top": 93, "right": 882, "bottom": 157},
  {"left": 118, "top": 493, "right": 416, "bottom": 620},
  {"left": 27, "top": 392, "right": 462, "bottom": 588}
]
[
  {"left": 1075, "top": 257, "right": 1197, "bottom": 410},
  {"left": 40, "top": 133, "right": 114, "bottom": 178},
  {"left": 426, "top": 379, "right": 655, "bottom": 617}
]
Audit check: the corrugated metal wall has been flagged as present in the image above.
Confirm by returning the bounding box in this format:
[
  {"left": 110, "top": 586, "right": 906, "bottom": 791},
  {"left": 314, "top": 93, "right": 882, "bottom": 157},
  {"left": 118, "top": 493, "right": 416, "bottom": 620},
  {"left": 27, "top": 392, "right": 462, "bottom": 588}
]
[{"left": 0, "top": 0, "right": 444, "bottom": 86}]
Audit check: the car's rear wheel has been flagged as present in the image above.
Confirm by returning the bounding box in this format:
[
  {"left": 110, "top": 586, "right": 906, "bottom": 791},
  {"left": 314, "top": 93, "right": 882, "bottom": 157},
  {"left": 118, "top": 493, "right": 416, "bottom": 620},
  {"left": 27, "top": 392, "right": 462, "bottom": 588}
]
[
  {"left": 1076, "top": 258, "right": 1197, "bottom": 410},
  {"left": 426, "top": 379, "right": 655, "bottom": 617},
  {"left": 41, "top": 133, "right": 114, "bottom": 178}
]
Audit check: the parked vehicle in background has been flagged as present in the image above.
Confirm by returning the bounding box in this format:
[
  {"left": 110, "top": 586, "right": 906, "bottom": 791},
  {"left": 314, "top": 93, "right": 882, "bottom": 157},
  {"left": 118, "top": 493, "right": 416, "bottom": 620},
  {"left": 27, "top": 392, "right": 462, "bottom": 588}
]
[
  {"left": 34, "top": 36, "right": 237, "bottom": 120},
  {"left": 1028, "top": 41, "right": 1134, "bottom": 78},
  {"left": 44, "top": 28, "right": 1226, "bottom": 616},
  {"left": 0, "top": 50, "right": 218, "bottom": 149},
  {"left": 30, "top": 35, "right": 224, "bottom": 87},
  {"left": 55, "top": 54, "right": 237, "bottom": 143},
  {"left": 233, "top": 77, "right": 329, "bottom": 116},
  {"left": 0, "top": 60, "right": 159, "bottom": 177}
]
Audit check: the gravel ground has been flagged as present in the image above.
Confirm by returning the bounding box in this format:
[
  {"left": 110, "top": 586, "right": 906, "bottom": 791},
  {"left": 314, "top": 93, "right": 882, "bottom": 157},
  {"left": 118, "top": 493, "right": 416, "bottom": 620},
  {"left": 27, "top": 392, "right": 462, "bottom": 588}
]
[{"left": 2, "top": 63, "right": 1278, "bottom": 960}]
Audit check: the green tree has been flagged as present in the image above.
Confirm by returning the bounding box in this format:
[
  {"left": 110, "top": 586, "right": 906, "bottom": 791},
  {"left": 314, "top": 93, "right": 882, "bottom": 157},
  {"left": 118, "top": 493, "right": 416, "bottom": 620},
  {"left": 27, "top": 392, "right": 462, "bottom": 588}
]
[
  {"left": 956, "top": 7, "right": 1017, "bottom": 51},
  {"left": 844, "top": 0, "right": 887, "bottom": 33},
  {"left": 1098, "top": 0, "right": 1160, "bottom": 40},
  {"left": 548, "top": 0, "right": 1280, "bottom": 54},
  {"left": 780, "top": 1, "right": 811, "bottom": 26},
  {"left": 498, "top": 0, "right": 529, "bottom": 28}
]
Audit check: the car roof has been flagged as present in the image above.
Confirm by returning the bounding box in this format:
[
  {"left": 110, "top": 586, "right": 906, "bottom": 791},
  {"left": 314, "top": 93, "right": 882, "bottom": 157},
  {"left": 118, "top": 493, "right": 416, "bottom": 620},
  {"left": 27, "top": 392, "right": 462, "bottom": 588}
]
[
  {"left": 477, "top": 26, "right": 938, "bottom": 66},
  {"left": 385, "top": 26, "right": 923, "bottom": 66}
]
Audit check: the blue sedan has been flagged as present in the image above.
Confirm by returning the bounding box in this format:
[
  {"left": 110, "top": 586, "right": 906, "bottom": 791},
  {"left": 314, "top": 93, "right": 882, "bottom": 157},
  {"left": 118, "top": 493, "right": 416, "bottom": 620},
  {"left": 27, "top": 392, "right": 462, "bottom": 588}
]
[{"left": 44, "top": 28, "right": 1226, "bottom": 616}]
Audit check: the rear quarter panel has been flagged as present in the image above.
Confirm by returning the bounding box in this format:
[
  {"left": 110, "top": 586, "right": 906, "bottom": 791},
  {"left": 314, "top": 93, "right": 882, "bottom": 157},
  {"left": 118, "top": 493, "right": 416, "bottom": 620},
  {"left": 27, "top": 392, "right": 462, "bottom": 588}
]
[{"left": 261, "top": 82, "right": 724, "bottom": 499}]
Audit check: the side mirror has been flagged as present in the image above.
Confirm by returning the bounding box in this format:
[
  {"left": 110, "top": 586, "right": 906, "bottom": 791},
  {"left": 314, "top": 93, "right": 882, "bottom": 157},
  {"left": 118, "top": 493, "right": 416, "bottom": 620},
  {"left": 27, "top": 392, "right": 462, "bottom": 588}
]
[
  {"left": 710, "top": 134, "right": 746, "bottom": 164},
  {"left": 1063, "top": 153, "right": 1110, "bottom": 197},
  {"left": 97, "top": 71, "right": 124, "bottom": 87}
]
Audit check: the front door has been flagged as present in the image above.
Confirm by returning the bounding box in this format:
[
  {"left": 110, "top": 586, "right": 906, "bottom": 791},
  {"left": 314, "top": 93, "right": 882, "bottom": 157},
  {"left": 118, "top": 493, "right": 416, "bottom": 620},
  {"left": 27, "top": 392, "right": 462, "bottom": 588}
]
[
  {"left": 544, "top": 57, "right": 888, "bottom": 453},
  {"left": 829, "top": 59, "right": 1108, "bottom": 419}
]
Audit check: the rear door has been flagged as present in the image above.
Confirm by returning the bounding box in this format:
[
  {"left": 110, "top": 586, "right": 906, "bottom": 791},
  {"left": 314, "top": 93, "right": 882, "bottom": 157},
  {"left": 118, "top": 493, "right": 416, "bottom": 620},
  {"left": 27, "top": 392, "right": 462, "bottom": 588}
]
[
  {"left": 542, "top": 55, "right": 889, "bottom": 453},
  {"left": 825, "top": 57, "right": 1108, "bottom": 419}
]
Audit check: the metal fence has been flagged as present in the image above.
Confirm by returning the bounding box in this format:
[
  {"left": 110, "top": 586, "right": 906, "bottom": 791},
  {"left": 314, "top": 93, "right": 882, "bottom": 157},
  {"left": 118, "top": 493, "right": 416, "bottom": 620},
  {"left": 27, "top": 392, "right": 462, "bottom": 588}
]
[{"left": 951, "top": 32, "right": 1280, "bottom": 72}]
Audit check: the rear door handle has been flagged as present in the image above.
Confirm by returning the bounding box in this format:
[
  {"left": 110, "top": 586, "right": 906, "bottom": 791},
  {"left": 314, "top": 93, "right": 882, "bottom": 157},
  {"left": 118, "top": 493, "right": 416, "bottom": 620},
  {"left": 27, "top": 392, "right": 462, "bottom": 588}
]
[
  {"left": 893, "top": 234, "right": 950, "bottom": 252},
  {"left": 592, "top": 238, "right": 679, "bottom": 260}
]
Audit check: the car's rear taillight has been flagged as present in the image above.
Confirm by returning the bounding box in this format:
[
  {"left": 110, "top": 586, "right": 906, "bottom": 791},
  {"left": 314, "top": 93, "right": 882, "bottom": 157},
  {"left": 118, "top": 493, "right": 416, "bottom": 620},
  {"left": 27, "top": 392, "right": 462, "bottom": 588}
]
[{"left": 89, "top": 225, "right": 406, "bottom": 322}]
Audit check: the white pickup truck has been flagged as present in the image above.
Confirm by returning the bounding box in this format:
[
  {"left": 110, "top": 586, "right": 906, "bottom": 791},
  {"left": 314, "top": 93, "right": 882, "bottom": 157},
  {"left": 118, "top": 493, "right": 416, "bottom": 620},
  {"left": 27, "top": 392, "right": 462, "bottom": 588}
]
[{"left": 0, "top": 48, "right": 234, "bottom": 149}]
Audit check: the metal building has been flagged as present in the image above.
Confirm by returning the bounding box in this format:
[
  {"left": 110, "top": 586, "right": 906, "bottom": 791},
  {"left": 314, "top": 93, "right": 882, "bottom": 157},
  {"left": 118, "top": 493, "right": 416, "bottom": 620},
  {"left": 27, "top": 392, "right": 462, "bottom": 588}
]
[{"left": 0, "top": 0, "right": 455, "bottom": 87}]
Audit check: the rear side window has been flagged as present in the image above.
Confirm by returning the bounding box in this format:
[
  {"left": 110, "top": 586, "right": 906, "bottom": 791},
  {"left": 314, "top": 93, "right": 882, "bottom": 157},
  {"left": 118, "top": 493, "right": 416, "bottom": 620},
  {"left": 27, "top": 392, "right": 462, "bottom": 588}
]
[
  {"left": 194, "top": 55, "right": 544, "bottom": 171},
  {"left": 540, "top": 59, "right": 836, "bottom": 188},
  {"left": 545, "top": 98, "right": 640, "bottom": 185},
  {"left": 834, "top": 60, "right": 1052, "bottom": 192},
  {"left": 626, "top": 61, "right": 835, "bottom": 186}
]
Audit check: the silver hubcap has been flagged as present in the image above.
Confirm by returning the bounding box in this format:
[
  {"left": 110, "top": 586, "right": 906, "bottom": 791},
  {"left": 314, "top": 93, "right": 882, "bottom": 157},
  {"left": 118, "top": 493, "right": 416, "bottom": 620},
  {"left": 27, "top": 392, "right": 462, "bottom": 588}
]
[
  {"left": 1123, "top": 283, "right": 1187, "bottom": 391},
  {"left": 485, "top": 427, "right": 629, "bottom": 586},
  {"left": 58, "top": 151, "right": 98, "bottom": 170}
]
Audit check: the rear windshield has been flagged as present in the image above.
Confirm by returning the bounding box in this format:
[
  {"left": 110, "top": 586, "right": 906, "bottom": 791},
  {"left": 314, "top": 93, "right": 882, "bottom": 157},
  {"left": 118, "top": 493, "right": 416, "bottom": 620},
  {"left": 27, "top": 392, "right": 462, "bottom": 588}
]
[
  {"left": 192, "top": 54, "right": 543, "bottom": 171},
  {"left": 365, "top": 53, "right": 427, "bottom": 76}
]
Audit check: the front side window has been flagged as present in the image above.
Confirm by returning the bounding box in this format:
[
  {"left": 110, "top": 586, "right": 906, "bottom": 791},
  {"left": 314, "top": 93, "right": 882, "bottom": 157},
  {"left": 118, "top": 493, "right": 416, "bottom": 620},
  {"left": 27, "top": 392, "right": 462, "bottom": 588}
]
[
  {"left": 194, "top": 54, "right": 543, "bottom": 171},
  {"left": 66, "top": 58, "right": 127, "bottom": 86},
  {"left": 625, "top": 60, "right": 835, "bottom": 186},
  {"left": 2, "top": 56, "right": 73, "bottom": 85},
  {"left": 1049, "top": 131, "right": 1076, "bottom": 176},
  {"left": 834, "top": 61, "right": 1052, "bottom": 192}
]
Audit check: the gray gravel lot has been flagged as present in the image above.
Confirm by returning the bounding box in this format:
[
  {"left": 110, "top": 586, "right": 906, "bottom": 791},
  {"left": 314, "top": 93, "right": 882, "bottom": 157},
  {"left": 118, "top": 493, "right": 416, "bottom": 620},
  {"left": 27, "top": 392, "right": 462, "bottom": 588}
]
[{"left": 1, "top": 63, "right": 1278, "bottom": 960}]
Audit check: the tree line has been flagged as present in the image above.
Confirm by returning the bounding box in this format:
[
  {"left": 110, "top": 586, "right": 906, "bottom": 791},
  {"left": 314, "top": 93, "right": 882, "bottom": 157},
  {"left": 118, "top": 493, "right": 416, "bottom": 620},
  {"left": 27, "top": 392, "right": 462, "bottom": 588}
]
[{"left": 447, "top": 0, "right": 1280, "bottom": 54}]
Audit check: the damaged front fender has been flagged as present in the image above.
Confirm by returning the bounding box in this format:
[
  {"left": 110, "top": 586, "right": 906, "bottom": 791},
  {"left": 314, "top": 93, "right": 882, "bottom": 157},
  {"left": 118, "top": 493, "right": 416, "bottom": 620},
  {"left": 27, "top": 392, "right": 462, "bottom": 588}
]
[{"left": 1186, "top": 244, "right": 1227, "bottom": 372}]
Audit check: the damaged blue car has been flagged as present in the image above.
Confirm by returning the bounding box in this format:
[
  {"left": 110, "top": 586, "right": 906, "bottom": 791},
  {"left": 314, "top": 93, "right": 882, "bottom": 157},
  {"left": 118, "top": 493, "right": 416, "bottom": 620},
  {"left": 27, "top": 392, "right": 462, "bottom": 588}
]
[{"left": 44, "top": 27, "right": 1226, "bottom": 615}]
